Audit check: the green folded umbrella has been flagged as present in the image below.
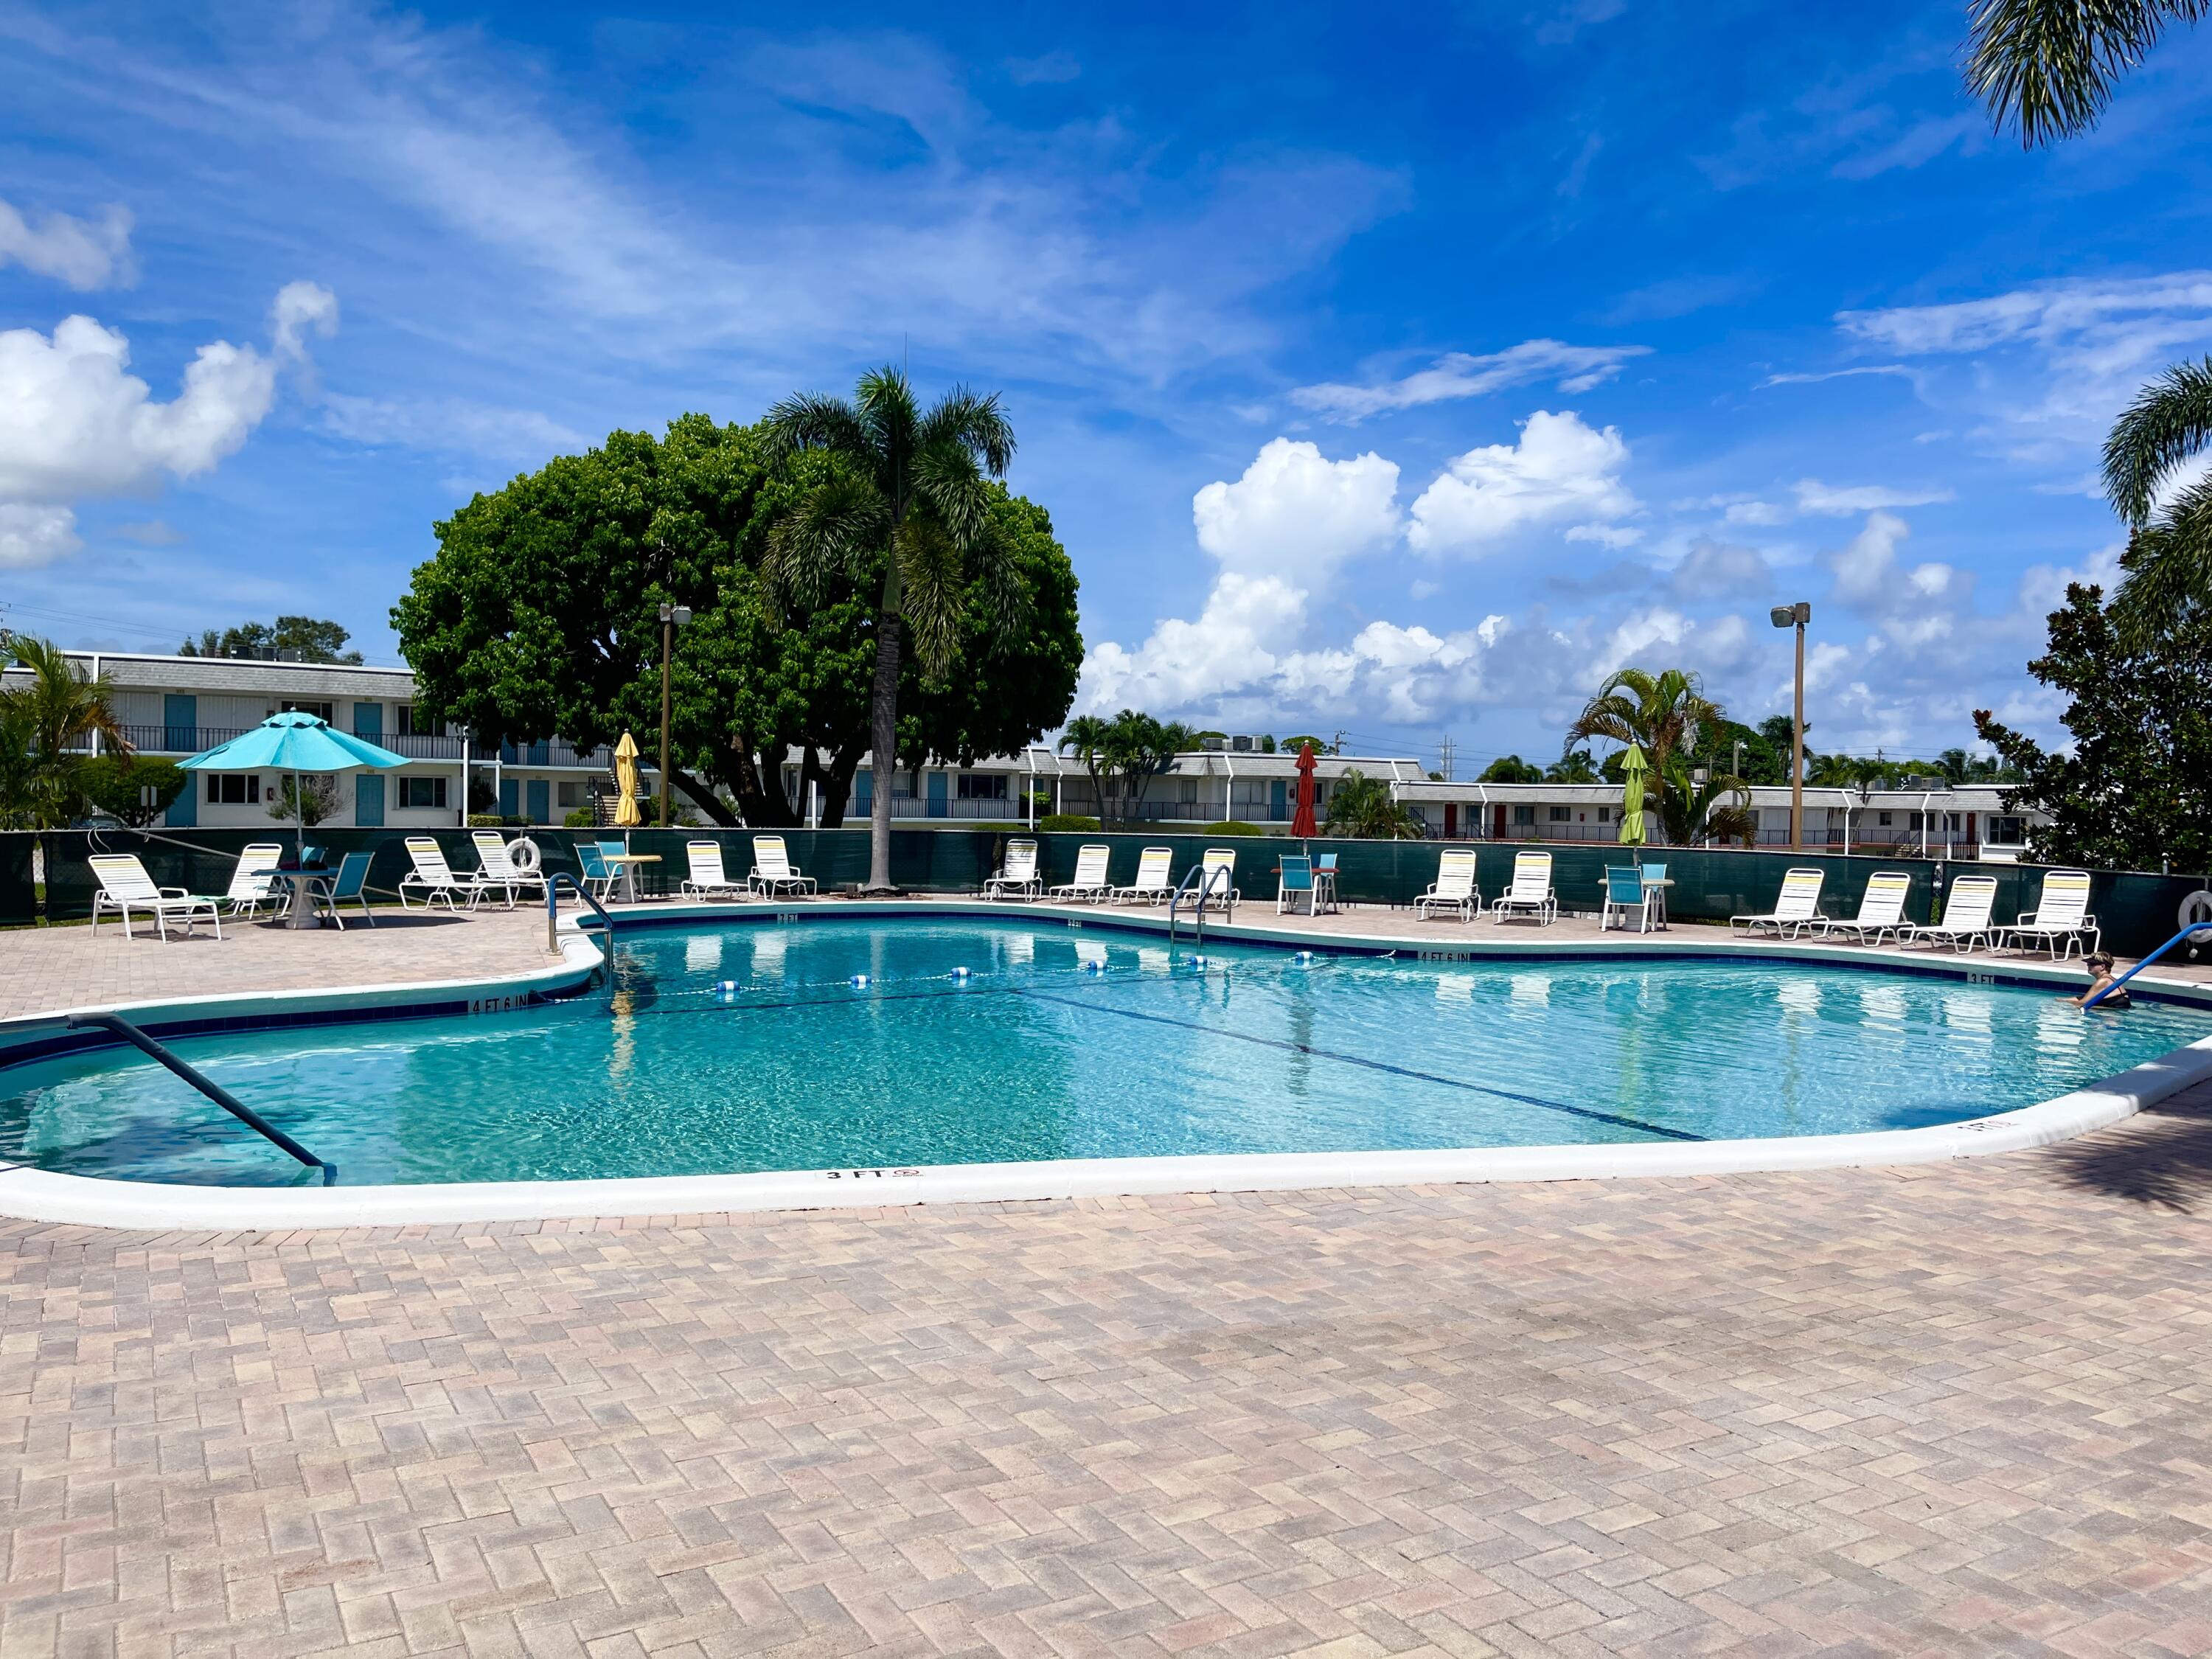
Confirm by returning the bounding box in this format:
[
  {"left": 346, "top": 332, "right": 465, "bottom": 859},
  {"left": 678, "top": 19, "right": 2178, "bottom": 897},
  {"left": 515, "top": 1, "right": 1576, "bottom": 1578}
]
[
  {"left": 1618, "top": 743, "right": 1649, "bottom": 846},
  {"left": 179, "top": 711, "right": 409, "bottom": 857}
]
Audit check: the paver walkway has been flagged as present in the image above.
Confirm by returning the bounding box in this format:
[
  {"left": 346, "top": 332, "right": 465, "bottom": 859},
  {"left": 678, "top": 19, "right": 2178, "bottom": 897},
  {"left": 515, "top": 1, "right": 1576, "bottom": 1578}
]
[
  {"left": 0, "top": 908, "right": 558, "bottom": 1021},
  {"left": 4, "top": 1088, "right": 2212, "bottom": 1658}
]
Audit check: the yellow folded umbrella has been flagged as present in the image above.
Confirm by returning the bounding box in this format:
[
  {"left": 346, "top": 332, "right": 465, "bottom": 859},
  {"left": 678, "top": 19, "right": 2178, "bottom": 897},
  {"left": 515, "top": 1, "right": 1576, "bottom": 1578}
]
[{"left": 613, "top": 731, "right": 644, "bottom": 828}]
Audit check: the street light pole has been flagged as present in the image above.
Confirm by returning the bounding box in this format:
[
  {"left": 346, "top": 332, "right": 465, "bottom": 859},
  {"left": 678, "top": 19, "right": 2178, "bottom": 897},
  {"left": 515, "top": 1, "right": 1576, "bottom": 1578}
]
[
  {"left": 657, "top": 601, "right": 691, "bottom": 828},
  {"left": 1770, "top": 601, "right": 1811, "bottom": 851}
]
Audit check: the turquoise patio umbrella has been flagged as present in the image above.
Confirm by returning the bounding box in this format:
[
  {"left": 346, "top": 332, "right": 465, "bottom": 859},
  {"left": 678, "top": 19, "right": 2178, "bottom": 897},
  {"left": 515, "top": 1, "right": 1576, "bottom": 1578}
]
[{"left": 178, "top": 711, "right": 409, "bottom": 857}]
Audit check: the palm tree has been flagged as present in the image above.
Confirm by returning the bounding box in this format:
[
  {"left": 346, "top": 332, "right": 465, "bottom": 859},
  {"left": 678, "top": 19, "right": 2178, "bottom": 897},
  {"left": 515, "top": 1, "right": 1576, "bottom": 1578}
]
[
  {"left": 1966, "top": 4, "right": 2212, "bottom": 636},
  {"left": 764, "top": 369, "right": 1017, "bottom": 891},
  {"left": 1099, "top": 711, "right": 1192, "bottom": 826},
  {"left": 1965, "top": 0, "right": 2205, "bottom": 147},
  {"left": 2101, "top": 358, "right": 2212, "bottom": 641},
  {"left": 1567, "top": 667, "right": 1760, "bottom": 845},
  {"left": 0, "top": 637, "right": 128, "bottom": 828},
  {"left": 1057, "top": 714, "right": 1114, "bottom": 822},
  {"left": 1658, "top": 765, "right": 1757, "bottom": 849},
  {"left": 1545, "top": 748, "right": 1599, "bottom": 783},
  {"left": 1323, "top": 769, "right": 1422, "bottom": 840}
]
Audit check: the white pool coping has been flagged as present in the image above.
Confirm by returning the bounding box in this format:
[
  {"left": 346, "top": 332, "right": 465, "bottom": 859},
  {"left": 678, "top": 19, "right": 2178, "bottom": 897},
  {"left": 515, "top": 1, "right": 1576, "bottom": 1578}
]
[{"left": 2, "top": 900, "right": 2208, "bottom": 1231}]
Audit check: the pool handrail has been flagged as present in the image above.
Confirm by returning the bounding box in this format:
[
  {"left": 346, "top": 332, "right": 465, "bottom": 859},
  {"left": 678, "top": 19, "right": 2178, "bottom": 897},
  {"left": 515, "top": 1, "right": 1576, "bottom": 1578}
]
[
  {"left": 546, "top": 870, "right": 616, "bottom": 975},
  {"left": 64, "top": 1010, "right": 337, "bottom": 1186},
  {"left": 1167, "top": 860, "right": 1235, "bottom": 950}
]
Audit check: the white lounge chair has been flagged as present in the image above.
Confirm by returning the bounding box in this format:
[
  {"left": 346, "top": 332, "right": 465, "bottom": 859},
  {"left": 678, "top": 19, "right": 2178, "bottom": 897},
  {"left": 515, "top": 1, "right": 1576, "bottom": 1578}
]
[
  {"left": 88, "top": 854, "right": 223, "bottom": 941},
  {"left": 984, "top": 838, "right": 1042, "bottom": 902},
  {"left": 1489, "top": 850, "right": 1557, "bottom": 926},
  {"left": 1115, "top": 846, "right": 1175, "bottom": 905},
  {"left": 397, "top": 835, "right": 478, "bottom": 911},
  {"left": 748, "top": 835, "right": 817, "bottom": 898},
  {"left": 1731, "top": 867, "right": 1828, "bottom": 939},
  {"left": 1809, "top": 872, "right": 1913, "bottom": 947},
  {"left": 223, "top": 842, "right": 285, "bottom": 919},
  {"left": 470, "top": 830, "right": 548, "bottom": 909},
  {"left": 1195, "top": 847, "right": 1240, "bottom": 914},
  {"left": 1416, "top": 849, "right": 1481, "bottom": 921},
  {"left": 681, "top": 840, "right": 748, "bottom": 900},
  {"left": 1050, "top": 843, "right": 1114, "bottom": 904},
  {"left": 2000, "top": 869, "right": 2099, "bottom": 960},
  {"left": 1903, "top": 874, "right": 2000, "bottom": 954}
]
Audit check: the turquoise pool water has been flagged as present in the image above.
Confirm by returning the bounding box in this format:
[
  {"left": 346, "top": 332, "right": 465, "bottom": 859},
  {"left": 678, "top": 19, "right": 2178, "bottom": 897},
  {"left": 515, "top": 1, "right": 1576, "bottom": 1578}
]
[{"left": 4, "top": 918, "right": 2207, "bottom": 1187}]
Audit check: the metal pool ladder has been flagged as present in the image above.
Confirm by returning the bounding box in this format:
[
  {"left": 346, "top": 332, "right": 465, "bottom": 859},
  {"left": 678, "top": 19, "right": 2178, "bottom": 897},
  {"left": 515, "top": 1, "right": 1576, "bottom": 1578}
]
[{"left": 1167, "top": 863, "right": 1235, "bottom": 950}]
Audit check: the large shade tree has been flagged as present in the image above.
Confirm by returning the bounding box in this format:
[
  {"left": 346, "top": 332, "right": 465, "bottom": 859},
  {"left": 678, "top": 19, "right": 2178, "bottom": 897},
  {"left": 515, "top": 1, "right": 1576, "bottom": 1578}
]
[
  {"left": 762, "top": 369, "right": 1020, "bottom": 891},
  {"left": 1975, "top": 581, "right": 2212, "bottom": 869},
  {"left": 394, "top": 414, "right": 1077, "bottom": 831}
]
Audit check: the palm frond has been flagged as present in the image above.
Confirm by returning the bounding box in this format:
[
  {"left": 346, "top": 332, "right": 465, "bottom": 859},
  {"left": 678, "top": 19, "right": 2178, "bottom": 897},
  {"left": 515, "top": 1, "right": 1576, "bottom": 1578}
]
[
  {"left": 918, "top": 386, "right": 1016, "bottom": 476},
  {"left": 854, "top": 366, "right": 919, "bottom": 476},
  {"left": 762, "top": 471, "right": 891, "bottom": 613},
  {"left": 762, "top": 392, "right": 869, "bottom": 465},
  {"left": 2103, "top": 355, "right": 2212, "bottom": 525},
  {"left": 1965, "top": 0, "right": 2208, "bottom": 147},
  {"left": 2111, "top": 476, "right": 2212, "bottom": 645},
  {"left": 892, "top": 515, "right": 968, "bottom": 678},
  {"left": 908, "top": 439, "right": 995, "bottom": 547}
]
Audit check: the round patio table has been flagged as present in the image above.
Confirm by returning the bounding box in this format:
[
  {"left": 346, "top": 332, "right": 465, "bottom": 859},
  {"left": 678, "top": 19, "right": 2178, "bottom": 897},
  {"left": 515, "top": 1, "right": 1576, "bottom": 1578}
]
[
  {"left": 264, "top": 868, "right": 337, "bottom": 931},
  {"left": 600, "top": 852, "right": 661, "bottom": 903}
]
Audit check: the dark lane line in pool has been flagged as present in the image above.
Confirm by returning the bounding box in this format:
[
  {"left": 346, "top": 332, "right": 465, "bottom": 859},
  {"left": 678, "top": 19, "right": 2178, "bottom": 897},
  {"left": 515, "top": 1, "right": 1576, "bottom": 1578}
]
[{"left": 1012, "top": 989, "right": 1705, "bottom": 1143}]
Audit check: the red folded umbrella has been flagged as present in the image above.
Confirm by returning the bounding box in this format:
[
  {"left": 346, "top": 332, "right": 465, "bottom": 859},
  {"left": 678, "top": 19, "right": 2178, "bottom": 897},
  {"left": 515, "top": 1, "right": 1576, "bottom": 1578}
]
[{"left": 1291, "top": 742, "right": 1318, "bottom": 838}]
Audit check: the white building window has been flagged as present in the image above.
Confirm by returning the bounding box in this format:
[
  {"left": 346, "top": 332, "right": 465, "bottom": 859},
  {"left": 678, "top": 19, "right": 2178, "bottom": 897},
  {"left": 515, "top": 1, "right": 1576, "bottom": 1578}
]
[
  {"left": 206, "top": 774, "right": 260, "bottom": 805},
  {"left": 400, "top": 776, "right": 448, "bottom": 810}
]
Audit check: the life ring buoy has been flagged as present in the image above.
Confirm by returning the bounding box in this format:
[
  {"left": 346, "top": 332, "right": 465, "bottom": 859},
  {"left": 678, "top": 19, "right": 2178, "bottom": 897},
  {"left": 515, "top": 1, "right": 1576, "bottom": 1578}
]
[
  {"left": 2180, "top": 889, "right": 2212, "bottom": 933},
  {"left": 507, "top": 836, "right": 542, "bottom": 873}
]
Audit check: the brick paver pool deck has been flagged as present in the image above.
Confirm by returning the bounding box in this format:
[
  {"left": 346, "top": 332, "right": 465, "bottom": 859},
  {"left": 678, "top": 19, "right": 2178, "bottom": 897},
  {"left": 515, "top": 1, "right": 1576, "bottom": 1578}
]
[{"left": 4, "top": 900, "right": 2211, "bottom": 1655}]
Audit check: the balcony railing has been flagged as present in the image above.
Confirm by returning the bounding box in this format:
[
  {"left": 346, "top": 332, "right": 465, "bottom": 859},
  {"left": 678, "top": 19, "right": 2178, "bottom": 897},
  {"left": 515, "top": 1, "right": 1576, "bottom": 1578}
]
[{"left": 72, "top": 725, "right": 622, "bottom": 765}]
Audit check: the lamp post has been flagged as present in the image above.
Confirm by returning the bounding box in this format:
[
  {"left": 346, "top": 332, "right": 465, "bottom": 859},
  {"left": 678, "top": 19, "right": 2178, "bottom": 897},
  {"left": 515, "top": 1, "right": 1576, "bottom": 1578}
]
[
  {"left": 1769, "top": 601, "right": 1811, "bottom": 850},
  {"left": 658, "top": 601, "right": 691, "bottom": 827}
]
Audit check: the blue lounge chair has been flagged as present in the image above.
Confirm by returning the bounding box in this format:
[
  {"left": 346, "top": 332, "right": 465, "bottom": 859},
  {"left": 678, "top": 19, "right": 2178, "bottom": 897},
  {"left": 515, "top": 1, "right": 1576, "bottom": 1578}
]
[
  {"left": 1277, "top": 855, "right": 1316, "bottom": 916},
  {"left": 1602, "top": 866, "right": 1659, "bottom": 933},
  {"left": 315, "top": 850, "right": 376, "bottom": 929}
]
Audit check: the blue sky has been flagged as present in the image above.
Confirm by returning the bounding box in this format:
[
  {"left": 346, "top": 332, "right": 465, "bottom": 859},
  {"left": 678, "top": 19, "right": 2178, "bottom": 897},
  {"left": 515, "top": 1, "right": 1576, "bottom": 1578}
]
[{"left": 4, "top": 1, "right": 2212, "bottom": 773}]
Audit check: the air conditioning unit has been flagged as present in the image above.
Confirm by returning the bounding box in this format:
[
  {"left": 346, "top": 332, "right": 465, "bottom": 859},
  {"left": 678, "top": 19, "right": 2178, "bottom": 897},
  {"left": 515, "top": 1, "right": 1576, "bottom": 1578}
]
[{"left": 1231, "top": 734, "right": 1253, "bottom": 752}]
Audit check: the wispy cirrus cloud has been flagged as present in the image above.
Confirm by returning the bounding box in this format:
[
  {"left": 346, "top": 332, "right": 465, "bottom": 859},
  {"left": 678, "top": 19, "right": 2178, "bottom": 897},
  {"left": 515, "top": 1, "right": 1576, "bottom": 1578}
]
[{"left": 1290, "top": 338, "right": 1649, "bottom": 422}]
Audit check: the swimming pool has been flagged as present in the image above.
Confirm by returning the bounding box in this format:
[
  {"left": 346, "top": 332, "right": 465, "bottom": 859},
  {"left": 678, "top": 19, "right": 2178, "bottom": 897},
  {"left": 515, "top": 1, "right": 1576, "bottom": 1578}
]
[{"left": 4, "top": 915, "right": 2209, "bottom": 1192}]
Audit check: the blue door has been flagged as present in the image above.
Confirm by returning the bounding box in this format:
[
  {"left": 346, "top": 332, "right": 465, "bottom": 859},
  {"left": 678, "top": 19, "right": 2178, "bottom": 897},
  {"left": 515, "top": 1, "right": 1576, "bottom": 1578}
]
[
  {"left": 1270, "top": 779, "right": 1287, "bottom": 820},
  {"left": 498, "top": 778, "right": 518, "bottom": 818},
  {"left": 352, "top": 700, "right": 383, "bottom": 738},
  {"left": 526, "top": 779, "right": 549, "bottom": 824},
  {"left": 526, "top": 740, "right": 549, "bottom": 765},
  {"left": 927, "top": 772, "right": 947, "bottom": 817},
  {"left": 163, "top": 694, "right": 195, "bottom": 752},
  {"left": 355, "top": 773, "right": 384, "bottom": 827},
  {"left": 854, "top": 771, "right": 872, "bottom": 815}
]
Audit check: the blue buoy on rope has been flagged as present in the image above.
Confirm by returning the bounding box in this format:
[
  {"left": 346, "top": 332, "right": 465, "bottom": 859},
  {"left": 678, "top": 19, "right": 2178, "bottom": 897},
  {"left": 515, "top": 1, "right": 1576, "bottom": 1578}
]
[{"left": 849, "top": 973, "right": 872, "bottom": 990}]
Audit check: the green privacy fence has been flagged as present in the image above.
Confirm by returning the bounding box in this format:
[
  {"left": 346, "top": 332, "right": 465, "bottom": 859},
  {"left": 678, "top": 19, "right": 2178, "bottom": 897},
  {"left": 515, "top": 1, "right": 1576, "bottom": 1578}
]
[{"left": 7, "top": 826, "right": 2211, "bottom": 958}]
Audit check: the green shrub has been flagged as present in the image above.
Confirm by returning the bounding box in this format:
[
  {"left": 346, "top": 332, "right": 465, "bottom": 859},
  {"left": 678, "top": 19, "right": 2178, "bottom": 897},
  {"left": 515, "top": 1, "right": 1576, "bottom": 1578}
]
[
  {"left": 1041, "top": 813, "right": 1100, "bottom": 832},
  {"left": 1200, "top": 821, "right": 1267, "bottom": 836},
  {"left": 74, "top": 755, "right": 186, "bottom": 827},
  {"left": 563, "top": 807, "right": 597, "bottom": 828}
]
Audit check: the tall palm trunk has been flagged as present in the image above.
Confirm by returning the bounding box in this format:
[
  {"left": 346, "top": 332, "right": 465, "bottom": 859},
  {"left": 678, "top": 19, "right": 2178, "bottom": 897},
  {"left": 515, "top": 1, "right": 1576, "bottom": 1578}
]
[{"left": 866, "top": 608, "right": 902, "bottom": 892}]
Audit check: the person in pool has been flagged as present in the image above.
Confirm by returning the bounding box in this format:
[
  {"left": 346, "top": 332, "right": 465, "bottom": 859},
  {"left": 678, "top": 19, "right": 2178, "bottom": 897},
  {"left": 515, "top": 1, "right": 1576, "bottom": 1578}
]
[{"left": 2067, "top": 951, "right": 2130, "bottom": 1010}]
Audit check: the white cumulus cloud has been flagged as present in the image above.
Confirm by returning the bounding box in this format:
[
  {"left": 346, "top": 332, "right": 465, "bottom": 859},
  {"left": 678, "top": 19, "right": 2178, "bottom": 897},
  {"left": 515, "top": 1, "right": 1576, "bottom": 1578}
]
[
  {"left": 1408, "top": 410, "right": 1636, "bottom": 554},
  {"left": 1290, "top": 339, "right": 1649, "bottom": 422},
  {"left": 0, "top": 197, "right": 136, "bottom": 291},
  {"left": 0, "top": 284, "right": 335, "bottom": 568},
  {"left": 1192, "top": 437, "right": 1402, "bottom": 588},
  {"left": 0, "top": 504, "right": 82, "bottom": 569}
]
